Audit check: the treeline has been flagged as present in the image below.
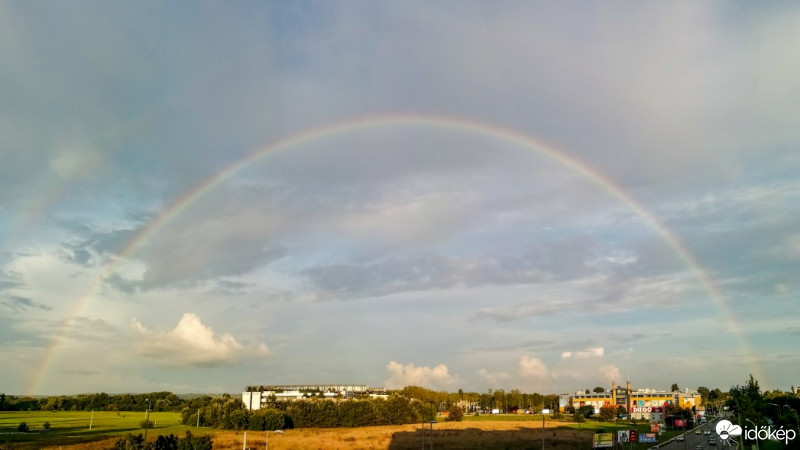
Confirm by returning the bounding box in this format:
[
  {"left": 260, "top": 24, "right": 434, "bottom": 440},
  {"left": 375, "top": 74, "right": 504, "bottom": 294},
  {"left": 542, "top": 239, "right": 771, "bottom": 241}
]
[
  {"left": 398, "top": 386, "right": 560, "bottom": 413},
  {"left": 179, "top": 395, "right": 432, "bottom": 430},
  {"left": 0, "top": 391, "right": 204, "bottom": 412}
]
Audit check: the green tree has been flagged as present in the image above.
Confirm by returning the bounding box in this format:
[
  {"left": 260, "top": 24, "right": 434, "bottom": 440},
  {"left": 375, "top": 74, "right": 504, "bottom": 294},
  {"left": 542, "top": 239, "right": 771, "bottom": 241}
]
[
  {"left": 697, "top": 386, "right": 710, "bottom": 400},
  {"left": 593, "top": 386, "right": 605, "bottom": 393},
  {"left": 671, "top": 383, "right": 680, "bottom": 392},
  {"left": 577, "top": 405, "right": 595, "bottom": 418},
  {"left": 599, "top": 405, "right": 616, "bottom": 422},
  {"left": 446, "top": 404, "right": 464, "bottom": 422}
]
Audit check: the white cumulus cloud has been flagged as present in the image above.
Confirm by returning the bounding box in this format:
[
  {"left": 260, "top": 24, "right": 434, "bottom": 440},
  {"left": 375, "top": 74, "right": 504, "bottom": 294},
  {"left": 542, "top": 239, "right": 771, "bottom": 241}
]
[
  {"left": 518, "top": 356, "right": 549, "bottom": 378},
  {"left": 562, "top": 347, "right": 604, "bottom": 359},
  {"left": 477, "top": 368, "right": 511, "bottom": 385},
  {"left": 384, "top": 361, "right": 455, "bottom": 390},
  {"left": 131, "top": 313, "right": 267, "bottom": 367}
]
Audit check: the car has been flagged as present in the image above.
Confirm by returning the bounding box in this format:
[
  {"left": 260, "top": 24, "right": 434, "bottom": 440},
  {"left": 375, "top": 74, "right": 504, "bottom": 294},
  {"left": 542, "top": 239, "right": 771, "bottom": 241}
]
[
  {"left": 695, "top": 446, "right": 703, "bottom": 450},
  {"left": 695, "top": 430, "right": 702, "bottom": 434},
  {"left": 677, "top": 435, "right": 685, "bottom": 442},
  {"left": 704, "top": 430, "right": 711, "bottom": 435},
  {"left": 708, "top": 437, "right": 716, "bottom": 446}
]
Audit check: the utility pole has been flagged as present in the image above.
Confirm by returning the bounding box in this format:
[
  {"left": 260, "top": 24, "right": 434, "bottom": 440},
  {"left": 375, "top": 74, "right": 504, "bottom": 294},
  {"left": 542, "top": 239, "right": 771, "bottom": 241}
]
[
  {"left": 542, "top": 408, "right": 545, "bottom": 450},
  {"left": 144, "top": 399, "right": 151, "bottom": 442}
]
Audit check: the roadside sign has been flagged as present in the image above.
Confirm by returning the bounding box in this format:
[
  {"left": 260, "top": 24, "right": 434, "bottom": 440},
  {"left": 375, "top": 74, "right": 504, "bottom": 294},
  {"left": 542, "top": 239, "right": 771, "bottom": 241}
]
[
  {"left": 639, "top": 433, "right": 657, "bottom": 443},
  {"left": 593, "top": 432, "right": 613, "bottom": 448}
]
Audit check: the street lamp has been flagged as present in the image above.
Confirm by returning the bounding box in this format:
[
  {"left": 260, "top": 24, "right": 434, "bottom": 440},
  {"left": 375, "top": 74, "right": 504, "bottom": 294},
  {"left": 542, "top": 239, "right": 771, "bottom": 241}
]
[
  {"left": 744, "top": 418, "right": 759, "bottom": 450},
  {"left": 783, "top": 405, "right": 799, "bottom": 432}
]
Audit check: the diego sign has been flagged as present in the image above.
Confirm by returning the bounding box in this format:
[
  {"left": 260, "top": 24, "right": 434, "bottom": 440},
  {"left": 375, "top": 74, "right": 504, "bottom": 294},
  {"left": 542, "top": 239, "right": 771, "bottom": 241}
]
[{"left": 631, "top": 406, "right": 662, "bottom": 413}]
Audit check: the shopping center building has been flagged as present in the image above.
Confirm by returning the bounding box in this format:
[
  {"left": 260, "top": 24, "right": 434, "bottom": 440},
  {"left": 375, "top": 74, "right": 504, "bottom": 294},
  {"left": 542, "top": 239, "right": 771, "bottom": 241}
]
[{"left": 559, "top": 380, "right": 702, "bottom": 422}]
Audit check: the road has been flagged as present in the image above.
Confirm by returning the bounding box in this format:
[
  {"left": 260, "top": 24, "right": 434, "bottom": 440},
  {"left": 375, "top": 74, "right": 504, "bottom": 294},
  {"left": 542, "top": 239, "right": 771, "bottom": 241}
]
[{"left": 659, "top": 418, "right": 738, "bottom": 450}]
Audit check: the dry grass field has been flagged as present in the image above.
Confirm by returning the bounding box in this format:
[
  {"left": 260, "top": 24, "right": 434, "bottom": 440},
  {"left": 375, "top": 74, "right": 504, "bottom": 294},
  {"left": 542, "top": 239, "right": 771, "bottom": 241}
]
[{"left": 43, "top": 420, "right": 592, "bottom": 450}]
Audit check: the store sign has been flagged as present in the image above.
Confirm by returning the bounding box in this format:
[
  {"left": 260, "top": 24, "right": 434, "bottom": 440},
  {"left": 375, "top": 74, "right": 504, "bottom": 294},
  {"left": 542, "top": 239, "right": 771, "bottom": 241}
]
[
  {"left": 629, "top": 430, "right": 638, "bottom": 442},
  {"left": 639, "top": 433, "right": 657, "bottom": 443},
  {"left": 650, "top": 423, "right": 660, "bottom": 432},
  {"left": 675, "top": 419, "right": 687, "bottom": 427},
  {"left": 593, "top": 433, "right": 613, "bottom": 448},
  {"left": 632, "top": 406, "right": 662, "bottom": 413}
]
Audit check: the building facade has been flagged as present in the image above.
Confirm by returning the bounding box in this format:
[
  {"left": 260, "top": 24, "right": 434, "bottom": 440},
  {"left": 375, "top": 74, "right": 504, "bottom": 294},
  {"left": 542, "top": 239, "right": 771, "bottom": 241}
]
[
  {"left": 563, "top": 380, "right": 702, "bottom": 422},
  {"left": 242, "top": 384, "right": 387, "bottom": 410}
]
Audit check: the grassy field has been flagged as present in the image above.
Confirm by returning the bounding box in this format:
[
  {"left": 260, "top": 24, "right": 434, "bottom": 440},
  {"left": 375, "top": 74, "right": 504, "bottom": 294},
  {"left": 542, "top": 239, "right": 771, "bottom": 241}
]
[
  {"left": 0, "top": 410, "right": 209, "bottom": 449},
  {"left": 1, "top": 411, "right": 691, "bottom": 449}
]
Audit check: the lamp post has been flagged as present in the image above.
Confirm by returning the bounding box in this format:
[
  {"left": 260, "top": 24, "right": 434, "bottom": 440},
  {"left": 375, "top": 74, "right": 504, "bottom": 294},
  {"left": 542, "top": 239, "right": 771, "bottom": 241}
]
[
  {"left": 542, "top": 406, "right": 545, "bottom": 450},
  {"left": 745, "top": 418, "right": 758, "bottom": 450},
  {"left": 783, "top": 405, "right": 799, "bottom": 433}
]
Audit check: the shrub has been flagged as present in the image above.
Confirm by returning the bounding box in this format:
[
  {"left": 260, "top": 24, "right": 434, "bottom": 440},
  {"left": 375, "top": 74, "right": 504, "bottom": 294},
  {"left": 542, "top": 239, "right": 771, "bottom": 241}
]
[
  {"left": 43, "top": 421, "right": 51, "bottom": 430},
  {"left": 17, "top": 422, "right": 29, "bottom": 432},
  {"left": 153, "top": 433, "right": 178, "bottom": 450},
  {"left": 140, "top": 419, "right": 154, "bottom": 429},
  {"left": 445, "top": 406, "right": 464, "bottom": 422},
  {"left": 114, "top": 433, "right": 144, "bottom": 449}
]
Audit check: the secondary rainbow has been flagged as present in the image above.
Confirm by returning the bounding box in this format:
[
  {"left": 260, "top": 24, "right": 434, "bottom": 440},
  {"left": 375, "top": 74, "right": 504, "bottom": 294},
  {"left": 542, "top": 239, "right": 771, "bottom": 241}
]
[{"left": 25, "top": 113, "right": 760, "bottom": 394}]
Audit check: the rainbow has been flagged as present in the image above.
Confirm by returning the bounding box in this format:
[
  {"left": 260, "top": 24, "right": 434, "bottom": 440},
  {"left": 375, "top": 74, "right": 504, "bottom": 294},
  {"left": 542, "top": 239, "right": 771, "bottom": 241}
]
[{"left": 26, "top": 113, "right": 761, "bottom": 393}]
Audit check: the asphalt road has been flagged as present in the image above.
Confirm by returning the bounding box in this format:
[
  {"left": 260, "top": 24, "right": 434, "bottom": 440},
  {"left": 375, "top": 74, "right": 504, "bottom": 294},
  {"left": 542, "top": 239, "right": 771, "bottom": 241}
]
[{"left": 659, "top": 419, "right": 738, "bottom": 450}]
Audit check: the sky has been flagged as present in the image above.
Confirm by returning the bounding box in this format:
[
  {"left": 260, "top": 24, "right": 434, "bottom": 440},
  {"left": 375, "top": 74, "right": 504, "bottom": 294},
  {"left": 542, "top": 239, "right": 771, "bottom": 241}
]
[{"left": 1, "top": 1, "right": 799, "bottom": 396}]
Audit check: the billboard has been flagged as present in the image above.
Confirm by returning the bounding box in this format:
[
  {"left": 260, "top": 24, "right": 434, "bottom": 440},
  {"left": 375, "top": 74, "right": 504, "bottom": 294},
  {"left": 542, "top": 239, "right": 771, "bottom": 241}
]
[
  {"left": 593, "top": 433, "right": 613, "bottom": 448},
  {"left": 650, "top": 423, "right": 660, "bottom": 432},
  {"left": 639, "top": 433, "right": 657, "bottom": 443},
  {"left": 617, "top": 430, "right": 638, "bottom": 442},
  {"left": 675, "top": 419, "right": 687, "bottom": 427}
]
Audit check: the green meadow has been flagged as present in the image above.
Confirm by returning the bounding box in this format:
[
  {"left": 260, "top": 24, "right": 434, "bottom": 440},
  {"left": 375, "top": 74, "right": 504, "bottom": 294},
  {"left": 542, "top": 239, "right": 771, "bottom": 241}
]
[{"left": 0, "top": 410, "right": 210, "bottom": 448}]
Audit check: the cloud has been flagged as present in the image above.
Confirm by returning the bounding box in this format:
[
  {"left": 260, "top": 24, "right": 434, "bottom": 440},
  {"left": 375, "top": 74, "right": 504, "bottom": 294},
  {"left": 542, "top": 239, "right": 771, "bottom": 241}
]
[
  {"left": 477, "top": 368, "right": 510, "bottom": 385},
  {"left": 518, "top": 356, "right": 549, "bottom": 378},
  {"left": 384, "top": 361, "right": 455, "bottom": 390},
  {"left": 1, "top": 295, "right": 52, "bottom": 312},
  {"left": 131, "top": 313, "right": 267, "bottom": 367},
  {"left": 562, "top": 347, "right": 604, "bottom": 359},
  {"left": 598, "top": 365, "right": 621, "bottom": 383}
]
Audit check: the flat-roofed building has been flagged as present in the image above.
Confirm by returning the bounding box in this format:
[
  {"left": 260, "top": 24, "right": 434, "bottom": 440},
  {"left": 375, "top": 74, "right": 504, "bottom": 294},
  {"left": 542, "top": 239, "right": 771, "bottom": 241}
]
[{"left": 242, "top": 384, "right": 388, "bottom": 410}]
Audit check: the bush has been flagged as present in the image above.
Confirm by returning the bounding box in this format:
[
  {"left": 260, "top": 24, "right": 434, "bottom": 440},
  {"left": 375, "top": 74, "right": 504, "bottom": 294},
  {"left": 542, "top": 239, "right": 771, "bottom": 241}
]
[
  {"left": 140, "top": 419, "right": 154, "bottom": 429},
  {"left": 153, "top": 433, "right": 178, "bottom": 450},
  {"left": 43, "top": 421, "right": 51, "bottom": 430},
  {"left": 17, "top": 422, "right": 29, "bottom": 432},
  {"left": 445, "top": 406, "right": 464, "bottom": 422},
  {"left": 114, "top": 433, "right": 144, "bottom": 449}
]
